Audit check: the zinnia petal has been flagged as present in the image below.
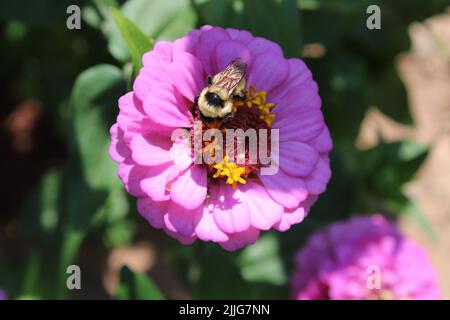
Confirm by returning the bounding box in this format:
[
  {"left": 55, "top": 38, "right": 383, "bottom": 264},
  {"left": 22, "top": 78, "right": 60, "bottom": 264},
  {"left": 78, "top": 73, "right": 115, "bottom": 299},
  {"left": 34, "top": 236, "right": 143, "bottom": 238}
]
[
  {"left": 143, "top": 83, "right": 193, "bottom": 127},
  {"left": 169, "top": 52, "right": 205, "bottom": 102},
  {"left": 259, "top": 170, "right": 308, "bottom": 209},
  {"left": 240, "top": 182, "right": 283, "bottom": 230},
  {"left": 211, "top": 184, "right": 251, "bottom": 234},
  {"left": 130, "top": 134, "right": 172, "bottom": 166},
  {"left": 248, "top": 52, "right": 289, "bottom": 93},
  {"left": 170, "top": 165, "right": 207, "bottom": 210}
]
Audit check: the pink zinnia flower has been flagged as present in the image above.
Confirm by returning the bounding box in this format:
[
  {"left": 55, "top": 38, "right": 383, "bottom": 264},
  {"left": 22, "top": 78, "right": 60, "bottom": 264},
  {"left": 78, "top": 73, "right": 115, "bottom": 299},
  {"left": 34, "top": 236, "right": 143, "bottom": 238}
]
[
  {"left": 109, "top": 26, "right": 332, "bottom": 250},
  {"left": 291, "top": 214, "right": 440, "bottom": 300}
]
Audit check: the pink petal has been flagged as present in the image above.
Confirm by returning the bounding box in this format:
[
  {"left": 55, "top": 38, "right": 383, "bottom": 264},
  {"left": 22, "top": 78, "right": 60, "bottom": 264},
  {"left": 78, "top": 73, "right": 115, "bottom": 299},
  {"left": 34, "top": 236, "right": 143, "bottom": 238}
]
[
  {"left": 109, "top": 124, "right": 131, "bottom": 162},
  {"left": 259, "top": 170, "right": 308, "bottom": 209},
  {"left": 137, "top": 197, "right": 169, "bottom": 229},
  {"left": 200, "top": 25, "right": 213, "bottom": 31},
  {"left": 143, "top": 83, "right": 193, "bottom": 128},
  {"left": 172, "top": 30, "right": 201, "bottom": 57},
  {"left": 118, "top": 158, "right": 147, "bottom": 197},
  {"left": 130, "top": 134, "right": 172, "bottom": 166},
  {"left": 214, "top": 40, "right": 251, "bottom": 71},
  {"left": 248, "top": 52, "right": 289, "bottom": 93},
  {"left": 164, "top": 201, "right": 202, "bottom": 237},
  {"left": 170, "top": 165, "right": 207, "bottom": 210},
  {"left": 143, "top": 41, "right": 172, "bottom": 65},
  {"left": 140, "top": 163, "right": 174, "bottom": 201},
  {"left": 196, "top": 27, "right": 231, "bottom": 75},
  {"left": 306, "top": 156, "right": 331, "bottom": 194},
  {"left": 220, "top": 227, "right": 260, "bottom": 251},
  {"left": 270, "top": 58, "right": 313, "bottom": 100},
  {"left": 117, "top": 92, "right": 145, "bottom": 137},
  {"left": 308, "top": 127, "right": 333, "bottom": 154},
  {"left": 226, "top": 28, "right": 253, "bottom": 44},
  {"left": 240, "top": 182, "right": 283, "bottom": 230},
  {"left": 271, "top": 83, "right": 320, "bottom": 121},
  {"left": 133, "top": 64, "right": 171, "bottom": 102},
  {"left": 278, "top": 141, "right": 319, "bottom": 177},
  {"left": 247, "top": 37, "right": 283, "bottom": 58},
  {"left": 118, "top": 92, "right": 145, "bottom": 118},
  {"left": 170, "top": 136, "right": 193, "bottom": 172},
  {"left": 169, "top": 52, "right": 205, "bottom": 102},
  {"left": 274, "top": 108, "right": 325, "bottom": 142},
  {"left": 163, "top": 225, "right": 197, "bottom": 244},
  {"left": 273, "top": 206, "right": 306, "bottom": 232},
  {"left": 194, "top": 205, "right": 229, "bottom": 243},
  {"left": 211, "top": 184, "right": 251, "bottom": 234},
  {"left": 139, "top": 117, "right": 176, "bottom": 136}
]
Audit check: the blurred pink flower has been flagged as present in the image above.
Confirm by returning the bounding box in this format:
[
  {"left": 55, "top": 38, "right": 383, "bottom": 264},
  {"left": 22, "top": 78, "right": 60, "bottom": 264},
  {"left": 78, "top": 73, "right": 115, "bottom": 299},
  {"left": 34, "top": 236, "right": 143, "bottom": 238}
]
[
  {"left": 109, "top": 26, "right": 332, "bottom": 250},
  {"left": 291, "top": 214, "right": 440, "bottom": 300},
  {"left": 0, "top": 289, "right": 6, "bottom": 300}
]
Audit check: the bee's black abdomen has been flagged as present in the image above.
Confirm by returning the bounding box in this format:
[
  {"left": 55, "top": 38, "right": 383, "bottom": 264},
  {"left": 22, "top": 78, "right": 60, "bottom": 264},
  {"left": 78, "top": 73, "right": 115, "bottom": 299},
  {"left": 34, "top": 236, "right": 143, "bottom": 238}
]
[{"left": 205, "top": 92, "right": 224, "bottom": 108}]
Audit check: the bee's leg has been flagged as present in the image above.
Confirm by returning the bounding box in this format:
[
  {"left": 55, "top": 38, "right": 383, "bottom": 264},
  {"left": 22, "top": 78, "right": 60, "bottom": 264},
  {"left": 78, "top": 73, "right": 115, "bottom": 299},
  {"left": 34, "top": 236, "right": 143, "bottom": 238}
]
[
  {"left": 200, "top": 113, "right": 215, "bottom": 124},
  {"left": 223, "top": 112, "right": 235, "bottom": 124},
  {"left": 232, "top": 92, "right": 246, "bottom": 101}
]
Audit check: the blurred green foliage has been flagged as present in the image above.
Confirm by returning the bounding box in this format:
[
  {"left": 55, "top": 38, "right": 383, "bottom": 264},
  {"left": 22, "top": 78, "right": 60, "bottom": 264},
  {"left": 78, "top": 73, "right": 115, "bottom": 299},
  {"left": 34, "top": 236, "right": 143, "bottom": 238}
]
[
  {"left": 116, "top": 266, "right": 164, "bottom": 300},
  {"left": 0, "top": 0, "right": 448, "bottom": 299}
]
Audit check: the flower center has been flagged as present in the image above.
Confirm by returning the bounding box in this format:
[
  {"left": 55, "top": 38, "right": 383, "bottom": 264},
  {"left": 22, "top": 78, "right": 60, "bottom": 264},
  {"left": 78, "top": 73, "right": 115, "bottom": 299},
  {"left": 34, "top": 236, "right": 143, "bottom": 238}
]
[{"left": 193, "top": 86, "right": 276, "bottom": 188}]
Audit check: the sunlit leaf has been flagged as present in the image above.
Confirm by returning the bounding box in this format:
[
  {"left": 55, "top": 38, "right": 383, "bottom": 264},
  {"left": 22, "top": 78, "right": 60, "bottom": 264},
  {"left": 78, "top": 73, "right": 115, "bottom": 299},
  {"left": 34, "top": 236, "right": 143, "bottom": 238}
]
[
  {"left": 101, "top": 0, "right": 195, "bottom": 63},
  {"left": 116, "top": 266, "right": 164, "bottom": 300},
  {"left": 111, "top": 6, "right": 153, "bottom": 74},
  {"left": 238, "top": 233, "right": 286, "bottom": 285}
]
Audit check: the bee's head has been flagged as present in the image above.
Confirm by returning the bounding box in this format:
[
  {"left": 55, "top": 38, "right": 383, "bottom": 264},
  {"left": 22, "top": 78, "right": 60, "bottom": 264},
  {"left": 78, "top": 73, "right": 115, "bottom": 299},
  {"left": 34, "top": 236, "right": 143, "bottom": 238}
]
[{"left": 205, "top": 91, "right": 224, "bottom": 108}]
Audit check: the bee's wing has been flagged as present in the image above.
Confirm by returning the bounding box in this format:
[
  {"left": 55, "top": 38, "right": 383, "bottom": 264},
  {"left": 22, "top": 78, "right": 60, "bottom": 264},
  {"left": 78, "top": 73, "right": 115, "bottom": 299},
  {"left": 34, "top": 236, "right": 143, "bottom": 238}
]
[{"left": 212, "top": 58, "right": 246, "bottom": 95}]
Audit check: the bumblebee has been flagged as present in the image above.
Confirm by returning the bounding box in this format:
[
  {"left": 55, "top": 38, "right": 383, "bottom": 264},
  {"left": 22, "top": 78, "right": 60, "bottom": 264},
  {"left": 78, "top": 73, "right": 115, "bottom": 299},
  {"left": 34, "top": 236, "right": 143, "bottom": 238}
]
[{"left": 196, "top": 58, "right": 247, "bottom": 125}]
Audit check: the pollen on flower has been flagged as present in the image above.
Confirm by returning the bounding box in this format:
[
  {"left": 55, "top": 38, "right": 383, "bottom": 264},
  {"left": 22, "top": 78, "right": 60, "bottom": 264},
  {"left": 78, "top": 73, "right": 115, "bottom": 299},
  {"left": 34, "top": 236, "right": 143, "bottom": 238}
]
[
  {"left": 212, "top": 156, "right": 247, "bottom": 189},
  {"left": 235, "top": 86, "right": 276, "bottom": 127},
  {"left": 193, "top": 84, "right": 276, "bottom": 189}
]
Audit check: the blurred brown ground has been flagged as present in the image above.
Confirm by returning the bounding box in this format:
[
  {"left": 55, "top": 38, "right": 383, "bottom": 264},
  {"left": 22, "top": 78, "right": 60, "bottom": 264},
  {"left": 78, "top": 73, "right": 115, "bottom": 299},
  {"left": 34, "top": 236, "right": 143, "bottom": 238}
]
[{"left": 358, "top": 11, "right": 450, "bottom": 299}]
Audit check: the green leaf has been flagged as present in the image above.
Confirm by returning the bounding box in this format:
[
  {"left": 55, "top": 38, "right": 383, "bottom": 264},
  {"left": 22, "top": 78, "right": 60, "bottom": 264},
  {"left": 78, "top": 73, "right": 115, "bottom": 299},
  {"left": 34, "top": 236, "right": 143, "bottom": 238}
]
[
  {"left": 110, "top": 6, "right": 153, "bottom": 75},
  {"left": 70, "top": 64, "right": 124, "bottom": 191},
  {"left": 238, "top": 233, "right": 286, "bottom": 285},
  {"left": 99, "top": 0, "right": 195, "bottom": 64},
  {"left": 116, "top": 266, "right": 164, "bottom": 300},
  {"left": 361, "top": 141, "right": 428, "bottom": 197},
  {"left": 387, "top": 194, "right": 436, "bottom": 240},
  {"left": 358, "top": 141, "right": 435, "bottom": 237},
  {"left": 368, "top": 66, "right": 411, "bottom": 124},
  {"left": 120, "top": 0, "right": 196, "bottom": 41}
]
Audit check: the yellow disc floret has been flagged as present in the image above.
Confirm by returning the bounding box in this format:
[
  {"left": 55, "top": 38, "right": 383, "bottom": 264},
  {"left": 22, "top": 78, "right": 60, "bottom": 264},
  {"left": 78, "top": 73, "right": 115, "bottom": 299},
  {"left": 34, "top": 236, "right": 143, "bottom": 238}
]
[
  {"left": 212, "top": 156, "right": 247, "bottom": 189},
  {"left": 234, "top": 85, "right": 276, "bottom": 127}
]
